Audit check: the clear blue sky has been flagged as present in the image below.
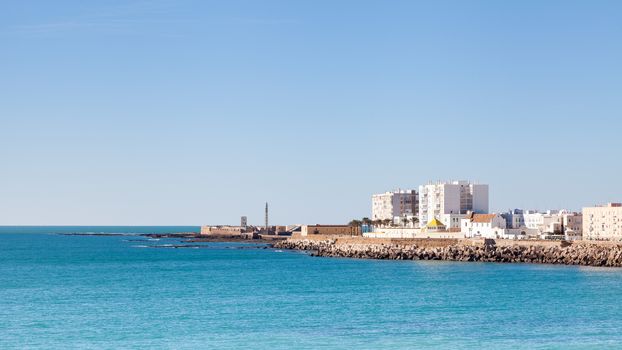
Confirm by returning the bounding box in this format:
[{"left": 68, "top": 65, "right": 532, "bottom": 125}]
[{"left": 1, "top": 0, "right": 621, "bottom": 225}]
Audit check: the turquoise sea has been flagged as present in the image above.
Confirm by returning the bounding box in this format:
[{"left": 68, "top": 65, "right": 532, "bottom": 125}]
[{"left": 2, "top": 227, "right": 622, "bottom": 349}]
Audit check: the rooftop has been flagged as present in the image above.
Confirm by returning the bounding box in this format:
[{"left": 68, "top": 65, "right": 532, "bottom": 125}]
[
  {"left": 426, "top": 218, "right": 446, "bottom": 228},
  {"left": 469, "top": 214, "right": 497, "bottom": 223}
]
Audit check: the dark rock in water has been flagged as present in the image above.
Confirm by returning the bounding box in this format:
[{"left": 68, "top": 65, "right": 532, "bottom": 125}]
[
  {"left": 484, "top": 238, "right": 496, "bottom": 247},
  {"left": 148, "top": 244, "right": 206, "bottom": 249}
]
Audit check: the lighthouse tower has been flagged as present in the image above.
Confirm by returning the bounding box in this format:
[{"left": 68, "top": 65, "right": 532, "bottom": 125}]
[{"left": 265, "top": 202, "right": 269, "bottom": 232}]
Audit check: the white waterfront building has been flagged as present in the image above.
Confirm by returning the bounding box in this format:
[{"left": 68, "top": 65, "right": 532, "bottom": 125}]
[
  {"left": 419, "top": 180, "right": 489, "bottom": 229},
  {"left": 461, "top": 213, "right": 507, "bottom": 239},
  {"left": 461, "top": 212, "right": 531, "bottom": 240},
  {"left": 501, "top": 209, "right": 582, "bottom": 240},
  {"left": 372, "top": 189, "right": 419, "bottom": 225},
  {"left": 523, "top": 210, "right": 560, "bottom": 232}
]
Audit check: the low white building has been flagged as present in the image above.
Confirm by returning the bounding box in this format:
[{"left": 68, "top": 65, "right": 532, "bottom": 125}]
[
  {"left": 511, "top": 209, "right": 582, "bottom": 240},
  {"left": 439, "top": 213, "right": 467, "bottom": 230},
  {"left": 523, "top": 210, "right": 562, "bottom": 234},
  {"left": 461, "top": 213, "right": 507, "bottom": 239},
  {"left": 364, "top": 227, "right": 464, "bottom": 239}
]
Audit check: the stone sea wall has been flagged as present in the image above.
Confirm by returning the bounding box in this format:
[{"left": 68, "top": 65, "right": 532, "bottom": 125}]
[{"left": 274, "top": 236, "right": 622, "bottom": 267}]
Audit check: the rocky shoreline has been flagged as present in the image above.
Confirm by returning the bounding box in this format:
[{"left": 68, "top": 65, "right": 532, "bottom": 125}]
[{"left": 274, "top": 236, "right": 622, "bottom": 267}]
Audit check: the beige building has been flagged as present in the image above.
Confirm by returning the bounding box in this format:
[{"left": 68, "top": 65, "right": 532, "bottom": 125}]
[
  {"left": 301, "top": 225, "right": 361, "bottom": 236},
  {"left": 583, "top": 203, "right": 622, "bottom": 241},
  {"left": 201, "top": 225, "right": 248, "bottom": 236},
  {"left": 372, "top": 190, "right": 418, "bottom": 222},
  {"left": 562, "top": 212, "right": 583, "bottom": 240}
]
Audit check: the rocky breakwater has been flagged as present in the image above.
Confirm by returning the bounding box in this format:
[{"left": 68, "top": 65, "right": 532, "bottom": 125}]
[{"left": 274, "top": 237, "right": 622, "bottom": 267}]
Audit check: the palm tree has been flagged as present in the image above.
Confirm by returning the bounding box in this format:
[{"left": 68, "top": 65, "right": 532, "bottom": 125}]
[
  {"left": 401, "top": 217, "right": 409, "bottom": 227},
  {"left": 361, "top": 217, "right": 372, "bottom": 233},
  {"left": 349, "top": 220, "right": 362, "bottom": 236},
  {"left": 410, "top": 216, "right": 419, "bottom": 227},
  {"left": 362, "top": 217, "right": 372, "bottom": 227},
  {"left": 382, "top": 219, "right": 391, "bottom": 227},
  {"left": 348, "top": 219, "right": 362, "bottom": 227}
]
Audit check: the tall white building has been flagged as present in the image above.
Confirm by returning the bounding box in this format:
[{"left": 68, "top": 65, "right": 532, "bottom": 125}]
[
  {"left": 372, "top": 190, "right": 418, "bottom": 222},
  {"left": 419, "top": 180, "right": 489, "bottom": 228}
]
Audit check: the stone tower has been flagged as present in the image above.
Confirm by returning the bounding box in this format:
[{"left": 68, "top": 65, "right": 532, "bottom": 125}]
[{"left": 265, "top": 202, "right": 269, "bottom": 231}]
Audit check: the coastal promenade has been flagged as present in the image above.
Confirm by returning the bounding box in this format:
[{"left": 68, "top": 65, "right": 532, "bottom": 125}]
[{"left": 275, "top": 234, "right": 622, "bottom": 267}]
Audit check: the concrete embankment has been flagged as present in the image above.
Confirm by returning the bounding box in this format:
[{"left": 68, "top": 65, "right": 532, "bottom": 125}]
[{"left": 274, "top": 235, "right": 622, "bottom": 267}]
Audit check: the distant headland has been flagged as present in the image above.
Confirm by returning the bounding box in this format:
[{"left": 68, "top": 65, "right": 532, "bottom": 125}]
[{"left": 194, "top": 180, "right": 622, "bottom": 267}]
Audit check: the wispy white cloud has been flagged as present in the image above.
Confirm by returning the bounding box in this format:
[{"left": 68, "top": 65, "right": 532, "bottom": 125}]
[
  {"left": 10, "top": 18, "right": 197, "bottom": 35},
  {"left": 4, "top": 0, "right": 189, "bottom": 35},
  {"left": 4, "top": 0, "right": 299, "bottom": 36}
]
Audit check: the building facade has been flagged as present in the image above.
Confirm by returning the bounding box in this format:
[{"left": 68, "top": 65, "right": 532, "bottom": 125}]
[
  {"left": 523, "top": 210, "right": 562, "bottom": 233},
  {"left": 523, "top": 210, "right": 582, "bottom": 239},
  {"left": 562, "top": 212, "right": 583, "bottom": 240},
  {"left": 583, "top": 203, "right": 622, "bottom": 241},
  {"left": 461, "top": 213, "right": 507, "bottom": 239},
  {"left": 372, "top": 190, "right": 418, "bottom": 222},
  {"left": 501, "top": 209, "right": 526, "bottom": 229},
  {"left": 200, "top": 225, "right": 258, "bottom": 239},
  {"left": 501, "top": 209, "right": 582, "bottom": 240},
  {"left": 438, "top": 213, "right": 467, "bottom": 230},
  {"left": 201, "top": 225, "right": 245, "bottom": 235},
  {"left": 419, "top": 181, "right": 489, "bottom": 228}
]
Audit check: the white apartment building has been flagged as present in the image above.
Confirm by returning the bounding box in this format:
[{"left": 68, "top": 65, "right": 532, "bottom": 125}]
[
  {"left": 583, "top": 203, "right": 622, "bottom": 241},
  {"left": 419, "top": 180, "right": 489, "bottom": 228},
  {"left": 372, "top": 189, "right": 418, "bottom": 223}
]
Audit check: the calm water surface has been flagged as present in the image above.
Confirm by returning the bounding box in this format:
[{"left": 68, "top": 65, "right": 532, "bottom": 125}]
[{"left": 1, "top": 227, "right": 622, "bottom": 349}]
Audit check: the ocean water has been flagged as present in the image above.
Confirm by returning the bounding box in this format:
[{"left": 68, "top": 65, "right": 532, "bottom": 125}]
[{"left": 2, "top": 227, "right": 622, "bottom": 349}]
